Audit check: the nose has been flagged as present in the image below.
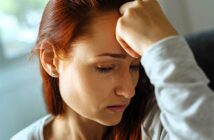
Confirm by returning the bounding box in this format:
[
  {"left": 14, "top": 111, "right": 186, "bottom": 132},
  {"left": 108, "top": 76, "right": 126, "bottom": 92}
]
[{"left": 115, "top": 73, "right": 136, "bottom": 99}]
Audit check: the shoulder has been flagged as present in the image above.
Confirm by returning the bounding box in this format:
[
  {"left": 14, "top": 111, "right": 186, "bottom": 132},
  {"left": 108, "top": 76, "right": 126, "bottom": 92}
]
[
  {"left": 141, "top": 105, "right": 168, "bottom": 140},
  {"left": 11, "top": 115, "right": 54, "bottom": 140}
]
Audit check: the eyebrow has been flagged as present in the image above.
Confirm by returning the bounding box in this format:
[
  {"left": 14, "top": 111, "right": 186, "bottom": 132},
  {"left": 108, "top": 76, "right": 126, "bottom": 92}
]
[{"left": 96, "top": 53, "right": 127, "bottom": 59}]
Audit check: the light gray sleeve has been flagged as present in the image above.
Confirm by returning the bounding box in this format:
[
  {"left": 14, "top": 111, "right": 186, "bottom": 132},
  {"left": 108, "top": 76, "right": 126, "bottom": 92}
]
[{"left": 140, "top": 36, "right": 214, "bottom": 140}]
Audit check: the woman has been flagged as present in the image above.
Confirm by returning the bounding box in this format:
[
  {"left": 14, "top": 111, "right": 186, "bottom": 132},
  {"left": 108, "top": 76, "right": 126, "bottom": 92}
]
[{"left": 12, "top": 0, "right": 214, "bottom": 140}]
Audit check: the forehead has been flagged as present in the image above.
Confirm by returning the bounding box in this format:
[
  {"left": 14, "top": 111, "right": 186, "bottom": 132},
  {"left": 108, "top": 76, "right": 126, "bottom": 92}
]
[{"left": 72, "top": 11, "right": 127, "bottom": 60}]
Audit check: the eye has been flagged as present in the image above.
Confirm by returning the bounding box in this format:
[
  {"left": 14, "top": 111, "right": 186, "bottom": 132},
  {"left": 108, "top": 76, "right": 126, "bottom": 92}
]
[
  {"left": 130, "top": 65, "right": 140, "bottom": 71},
  {"left": 96, "top": 66, "right": 114, "bottom": 73}
]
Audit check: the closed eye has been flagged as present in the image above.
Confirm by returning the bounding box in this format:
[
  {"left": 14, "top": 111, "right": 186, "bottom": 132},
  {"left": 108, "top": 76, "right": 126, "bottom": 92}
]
[
  {"left": 96, "top": 67, "right": 114, "bottom": 73},
  {"left": 96, "top": 64, "right": 139, "bottom": 74}
]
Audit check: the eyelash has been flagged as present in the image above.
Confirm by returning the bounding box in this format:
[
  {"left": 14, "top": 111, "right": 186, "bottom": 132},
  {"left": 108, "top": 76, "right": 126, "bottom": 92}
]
[{"left": 96, "top": 65, "right": 140, "bottom": 74}]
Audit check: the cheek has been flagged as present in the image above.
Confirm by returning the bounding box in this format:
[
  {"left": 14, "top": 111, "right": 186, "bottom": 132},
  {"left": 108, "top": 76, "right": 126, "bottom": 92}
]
[
  {"left": 81, "top": 70, "right": 113, "bottom": 101},
  {"left": 58, "top": 65, "right": 112, "bottom": 115},
  {"left": 59, "top": 66, "right": 82, "bottom": 109},
  {"left": 58, "top": 64, "right": 86, "bottom": 109}
]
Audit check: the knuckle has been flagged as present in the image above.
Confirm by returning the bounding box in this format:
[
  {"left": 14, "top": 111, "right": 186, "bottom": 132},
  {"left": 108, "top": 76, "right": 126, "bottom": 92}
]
[
  {"left": 118, "top": 17, "right": 126, "bottom": 27},
  {"left": 126, "top": 8, "right": 135, "bottom": 16}
]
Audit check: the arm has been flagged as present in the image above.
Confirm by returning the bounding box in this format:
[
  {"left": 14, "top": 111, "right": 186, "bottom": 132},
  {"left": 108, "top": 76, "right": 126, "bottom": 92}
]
[
  {"left": 116, "top": 1, "right": 214, "bottom": 139},
  {"left": 141, "top": 35, "right": 214, "bottom": 140}
]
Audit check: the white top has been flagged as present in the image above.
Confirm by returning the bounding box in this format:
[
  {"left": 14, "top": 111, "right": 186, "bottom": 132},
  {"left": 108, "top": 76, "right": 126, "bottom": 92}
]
[
  {"left": 11, "top": 115, "right": 54, "bottom": 140},
  {"left": 11, "top": 36, "right": 214, "bottom": 140}
]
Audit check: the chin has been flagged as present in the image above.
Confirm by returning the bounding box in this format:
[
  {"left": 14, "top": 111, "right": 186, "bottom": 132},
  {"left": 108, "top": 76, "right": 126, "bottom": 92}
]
[{"left": 97, "top": 115, "right": 123, "bottom": 126}]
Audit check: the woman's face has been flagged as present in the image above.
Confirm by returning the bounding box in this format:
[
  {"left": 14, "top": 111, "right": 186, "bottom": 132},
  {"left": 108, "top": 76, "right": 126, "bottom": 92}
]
[{"left": 58, "top": 11, "right": 140, "bottom": 126}]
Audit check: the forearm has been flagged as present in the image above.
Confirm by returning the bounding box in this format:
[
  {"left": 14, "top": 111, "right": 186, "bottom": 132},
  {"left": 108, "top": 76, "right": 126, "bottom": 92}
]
[{"left": 141, "top": 36, "right": 214, "bottom": 140}]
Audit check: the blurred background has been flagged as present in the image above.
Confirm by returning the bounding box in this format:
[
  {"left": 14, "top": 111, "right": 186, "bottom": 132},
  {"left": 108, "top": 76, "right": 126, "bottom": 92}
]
[{"left": 0, "top": 0, "right": 214, "bottom": 139}]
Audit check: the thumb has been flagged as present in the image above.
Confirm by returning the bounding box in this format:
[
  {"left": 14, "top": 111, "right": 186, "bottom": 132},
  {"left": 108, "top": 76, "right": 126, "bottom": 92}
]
[{"left": 116, "top": 33, "right": 140, "bottom": 58}]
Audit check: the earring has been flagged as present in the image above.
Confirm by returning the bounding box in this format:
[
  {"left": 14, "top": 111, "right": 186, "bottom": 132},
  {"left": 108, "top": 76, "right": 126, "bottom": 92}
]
[{"left": 51, "top": 70, "right": 58, "bottom": 78}]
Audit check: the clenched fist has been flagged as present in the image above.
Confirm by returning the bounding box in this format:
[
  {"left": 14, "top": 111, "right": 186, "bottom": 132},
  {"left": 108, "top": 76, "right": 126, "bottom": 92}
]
[{"left": 116, "top": 0, "right": 178, "bottom": 58}]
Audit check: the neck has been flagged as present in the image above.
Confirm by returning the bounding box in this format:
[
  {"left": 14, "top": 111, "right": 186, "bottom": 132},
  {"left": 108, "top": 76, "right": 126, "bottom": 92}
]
[{"left": 46, "top": 108, "right": 108, "bottom": 140}]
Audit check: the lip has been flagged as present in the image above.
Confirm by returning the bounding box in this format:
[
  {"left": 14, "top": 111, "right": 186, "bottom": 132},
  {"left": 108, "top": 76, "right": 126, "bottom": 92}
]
[{"left": 106, "top": 104, "right": 127, "bottom": 113}]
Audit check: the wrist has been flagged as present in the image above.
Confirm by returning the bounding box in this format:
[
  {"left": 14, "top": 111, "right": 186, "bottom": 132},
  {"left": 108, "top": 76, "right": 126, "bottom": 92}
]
[{"left": 140, "top": 30, "right": 178, "bottom": 55}]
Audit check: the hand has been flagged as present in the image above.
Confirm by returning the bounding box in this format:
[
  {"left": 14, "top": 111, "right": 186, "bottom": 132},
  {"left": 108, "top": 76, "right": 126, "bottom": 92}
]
[{"left": 116, "top": 0, "right": 178, "bottom": 58}]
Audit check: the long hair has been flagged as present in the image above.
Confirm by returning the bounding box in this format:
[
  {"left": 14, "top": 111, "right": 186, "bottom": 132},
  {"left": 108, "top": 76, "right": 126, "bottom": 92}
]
[{"left": 34, "top": 0, "right": 156, "bottom": 139}]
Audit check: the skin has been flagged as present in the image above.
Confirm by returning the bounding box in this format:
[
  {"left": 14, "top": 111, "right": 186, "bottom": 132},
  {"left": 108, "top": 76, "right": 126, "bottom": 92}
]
[
  {"left": 41, "top": 0, "right": 178, "bottom": 139},
  {"left": 41, "top": 11, "right": 140, "bottom": 140},
  {"left": 116, "top": 0, "right": 178, "bottom": 58}
]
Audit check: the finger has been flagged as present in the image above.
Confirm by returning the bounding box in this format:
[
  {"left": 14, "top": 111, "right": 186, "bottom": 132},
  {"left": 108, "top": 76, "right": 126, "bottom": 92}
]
[
  {"left": 119, "top": 1, "right": 135, "bottom": 15},
  {"left": 136, "top": 0, "right": 143, "bottom": 3},
  {"left": 136, "top": 0, "right": 157, "bottom": 4},
  {"left": 116, "top": 34, "right": 140, "bottom": 58},
  {"left": 141, "top": 0, "right": 156, "bottom": 2},
  {"left": 119, "top": 0, "right": 148, "bottom": 16}
]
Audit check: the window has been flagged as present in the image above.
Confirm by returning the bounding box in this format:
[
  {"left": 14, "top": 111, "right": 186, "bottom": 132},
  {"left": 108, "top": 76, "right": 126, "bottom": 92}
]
[
  {"left": 0, "top": 2, "right": 48, "bottom": 140},
  {"left": 0, "top": 0, "right": 47, "bottom": 60}
]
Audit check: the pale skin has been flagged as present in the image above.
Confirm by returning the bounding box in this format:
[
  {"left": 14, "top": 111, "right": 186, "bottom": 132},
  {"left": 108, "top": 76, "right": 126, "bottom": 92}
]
[
  {"left": 41, "top": 11, "right": 139, "bottom": 140},
  {"left": 116, "top": 0, "right": 178, "bottom": 58},
  {"left": 40, "top": 0, "right": 177, "bottom": 140}
]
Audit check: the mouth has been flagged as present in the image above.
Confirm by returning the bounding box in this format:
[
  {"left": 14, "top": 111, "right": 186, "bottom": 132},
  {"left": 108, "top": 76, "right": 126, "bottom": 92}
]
[{"left": 106, "top": 104, "right": 127, "bottom": 113}]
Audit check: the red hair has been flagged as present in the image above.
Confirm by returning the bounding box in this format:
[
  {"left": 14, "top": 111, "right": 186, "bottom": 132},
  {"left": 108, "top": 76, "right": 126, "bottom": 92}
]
[{"left": 34, "top": 0, "right": 156, "bottom": 139}]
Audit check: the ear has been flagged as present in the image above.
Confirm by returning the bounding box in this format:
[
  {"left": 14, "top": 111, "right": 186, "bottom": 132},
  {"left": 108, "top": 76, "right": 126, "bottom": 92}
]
[{"left": 40, "top": 40, "right": 60, "bottom": 78}]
